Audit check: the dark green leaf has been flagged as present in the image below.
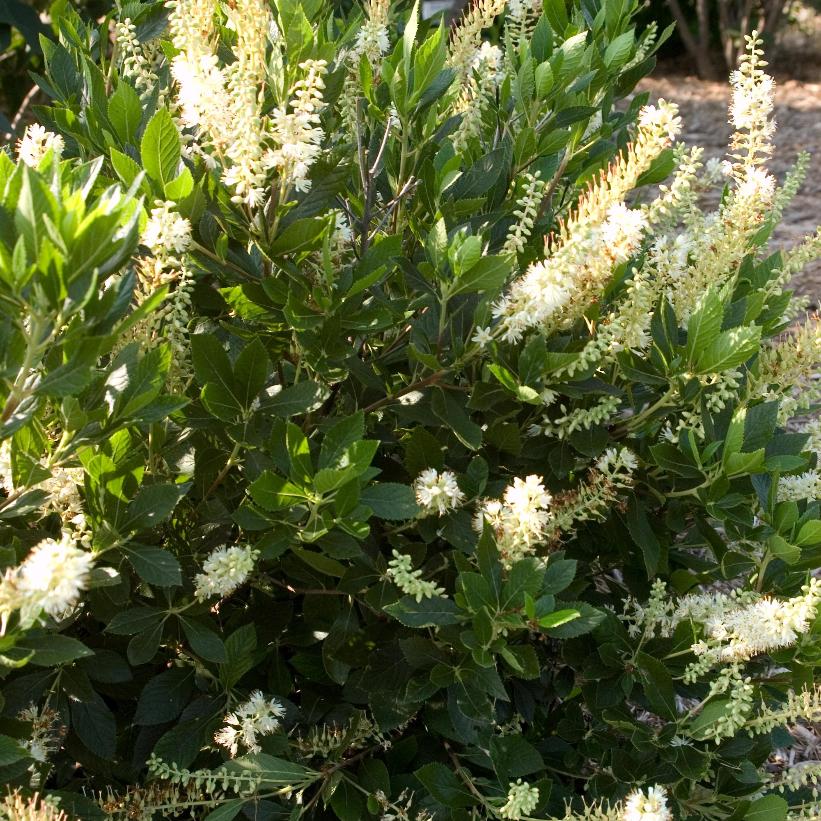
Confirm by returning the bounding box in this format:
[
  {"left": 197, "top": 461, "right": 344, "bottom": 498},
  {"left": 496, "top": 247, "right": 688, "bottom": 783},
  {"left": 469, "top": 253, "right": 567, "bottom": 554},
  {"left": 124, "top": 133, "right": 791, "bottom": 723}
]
[
  {"left": 360, "top": 482, "right": 420, "bottom": 520},
  {"left": 134, "top": 667, "right": 194, "bottom": 725}
]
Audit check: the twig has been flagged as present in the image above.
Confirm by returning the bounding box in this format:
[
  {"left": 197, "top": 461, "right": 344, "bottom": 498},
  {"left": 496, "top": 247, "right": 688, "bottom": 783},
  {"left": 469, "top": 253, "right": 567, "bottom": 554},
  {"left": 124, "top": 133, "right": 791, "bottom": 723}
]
[
  {"left": 7, "top": 85, "right": 41, "bottom": 138},
  {"left": 361, "top": 370, "right": 448, "bottom": 414}
]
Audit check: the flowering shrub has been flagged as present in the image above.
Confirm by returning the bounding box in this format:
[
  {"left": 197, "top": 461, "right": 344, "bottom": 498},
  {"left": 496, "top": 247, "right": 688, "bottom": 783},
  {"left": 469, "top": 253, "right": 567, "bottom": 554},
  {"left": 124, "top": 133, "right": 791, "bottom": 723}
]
[{"left": 0, "top": 0, "right": 820, "bottom": 818}]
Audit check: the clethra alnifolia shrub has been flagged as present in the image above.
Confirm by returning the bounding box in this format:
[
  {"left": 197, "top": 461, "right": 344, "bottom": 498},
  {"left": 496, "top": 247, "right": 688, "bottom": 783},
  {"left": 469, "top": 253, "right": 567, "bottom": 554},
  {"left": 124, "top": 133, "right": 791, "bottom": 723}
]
[{"left": 0, "top": 0, "right": 820, "bottom": 818}]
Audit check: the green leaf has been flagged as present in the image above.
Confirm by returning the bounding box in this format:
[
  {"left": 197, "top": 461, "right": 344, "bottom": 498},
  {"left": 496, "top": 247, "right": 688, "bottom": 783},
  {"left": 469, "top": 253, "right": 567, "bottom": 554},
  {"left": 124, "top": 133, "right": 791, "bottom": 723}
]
[
  {"left": 164, "top": 167, "right": 194, "bottom": 201},
  {"left": 0, "top": 735, "right": 28, "bottom": 766},
  {"left": 264, "top": 381, "right": 328, "bottom": 417},
  {"left": 543, "top": 602, "right": 604, "bottom": 638},
  {"left": 71, "top": 695, "right": 117, "bottom": 758},
  {"left": 248, "top": 471, "right": 309, "bottom": 511},
  {"left": 128, "top": 621, "right": 164, "bottom": 666},
  {"left": 122, "top": 483, "right": 187, "bottom": 533},
  {"left": 180, "top": 617, "right": 227, "bottom": 663},
  {"left": 134, "top": 667, "right": 194, "bottom": 725},
  {"left": 432, "top": 390, "right": 482, "bottom": 450},
  {"left": 695, "top": 326, "right": 761, "bottom": 373},
  {"left": 110, "top": 147, "right": 143, "bottom": 187},
  {"left": 19, "top": 634, "right": 94, "bottom": 666},
  {"left": 37, "top": 337, "right": 104, "bottom": 397},
  {"left": 535, "top": 61, "right": 554, "bottom": 96},
  {"left": 106, "top": 607, "right": 165, "bottom": 635},
  {"left": 796, "top": 520, "right": 821, "bottom": 546},
  {"left": 742, "top": 401, "right": 778, "bottom": 452},
  {"left": 190, "top": 334, "right": 235, "bottom": 389},
  {"left": 360, "top": 482, "right": 420, "bottom": 520},
  {"left": 414, "top": 762, "right": 475, "bottom": 808},
  {"left": 636, "top": 651, "right": 677, "bottom": 720},
  {"left": 268, "top": 217, "right": 327, "bottom": 256},
  {"left": 649, "top": 443, "right": 702, "bottom": 479},
  {"left": 724, "top": 448, "right": 765, "bottom": 477},
  {"left": 745, "top": 795, "right": 788, "bottom": 821},
  {"left": 140, "top": 108, "right": 181, "bottom": 191},
  {"left": 604, "top": 30, "right": 634, "bottom": 68},
  {"left": 686, "top": 287, "right": 723, "bottom": 362},
  {"left": 625, "top": 496, "right": 661, "bottom": 577},
  {"left": 384, "top": 596, "right": 460, "bottom": 627},
  {"left": 542, "top": 558, "right": 577, "bottom": 594},
  {"left": 411, "top": 24, "right": 446, "bottom": 104},
  {"left": 108, "top": 80, "right": 141, "bottom": 143},
  {"left": 489, "top": 735, "right": 544, "bottom": 780},
  {"left": 768, "top": 533, "right": 800, "bottom": 564},
  {"left": 123, "top": 545, "right": 183, "bottom": 587},
  {"left": 448, "top": 148, "right": 506, "bottom": 200},
  {"left": 538, "top": 608, "right": 580, "bottom": 629},
  {"left": 403, "top": 0, "right": 419, "bottom": 75},
  {"left": 203, "top": 801, "right": 245, "bottom": 821},
  {"left": 319, "top": 412, "right": 366, "bottom": 469},
  {"left": 293, "top": 548, "right": 346, "bottom": 577},
  {"left": 451, "top": 255, "right": 512, "bottom": 296},
  {"left": 314, "top": 440, "right": 378, "bottom": 492},
  {"left": 502, "top": 558, "right": 545, "bottom": 608},
  {"left": 201, "top": 382, "right": 244, "bottom": 422},
  {"left": 233, "top": 338, "right": 271, "bottom": 409}
]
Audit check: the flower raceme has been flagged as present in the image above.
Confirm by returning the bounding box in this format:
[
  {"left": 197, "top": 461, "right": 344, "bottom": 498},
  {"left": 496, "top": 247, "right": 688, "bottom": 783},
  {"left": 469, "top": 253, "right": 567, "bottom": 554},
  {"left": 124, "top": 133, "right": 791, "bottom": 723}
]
[
  {"left": 164, "top": 0, "right": 327, "bottom": 206},
  {"left": 0, "top": 534, "right": 94, "bottom": 634},
  {"left": 499, "top": 779, "right": 540, "bottom": 819},
  {"left": 494, "top": 100, "right": 681, "bottom": 342},
  {"left": 413, "top": 468, "right": 465, "bottom": 516},
  {"left": 194, "top": 544, "right": 259, "bottom": 601},
  {"left": 214, "top": 690, "right": 285, "bottom": 757}
]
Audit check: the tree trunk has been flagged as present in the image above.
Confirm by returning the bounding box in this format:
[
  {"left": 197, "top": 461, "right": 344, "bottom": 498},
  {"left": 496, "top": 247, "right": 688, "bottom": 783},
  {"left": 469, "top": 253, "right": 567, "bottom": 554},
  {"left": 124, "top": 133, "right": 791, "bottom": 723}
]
[{"left": 665, "top": 0, "right": 720, "bottom": 78}]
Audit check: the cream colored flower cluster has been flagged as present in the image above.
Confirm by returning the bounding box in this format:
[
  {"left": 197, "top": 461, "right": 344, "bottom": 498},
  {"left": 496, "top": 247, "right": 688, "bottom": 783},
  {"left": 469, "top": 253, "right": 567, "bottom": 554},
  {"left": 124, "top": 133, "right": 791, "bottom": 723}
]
[
  {"left": 413, "top": 468, "right": 465, "bottom": 516},
  {"left": 622, "top": 786, "right": 673, "bottom": 821},
  {"left": 447, "top": 0, "right": 508, "bottom": 88},
  {"left": 0, "top": 446, "right": 88, "bottom": 539},
  {"left": 499, "top": 779, "right": 539, "bottom": 819},
  {"left": 137, "top": 200, "right": 195, "bottom": 387},
  {"left": 451, "top": 42, "right": 504, "bottom": 152},
  {"left": 752, "top": 317, "right": 821, "bottom": 424},
  {"left": 194, "top": 544, "right": 258, "bottom": 601},
  {"left": 544, "top": 448, "right": 637, "bottom": 540},
  {"left": 559, "top": 785, "right": 672, "bottom": 821},
  {"left": 115, "top": 18, "right": 163, "bottom": 102},
  {"left": 214, "top": 690, "right": 285, "bottom": 757},
  {"left": 778, "top": 469, "right": 821, "bottom": 503},
  {"left": 626, "top": 579, "right": 821, "bottom": 678},
  {"left": 142, "top": 201, "right": 192, "bottom": 263},
  {"left": 0, "top": 534, "right": 94, "bottom": 634},
  {"left": 350, "top": 0, "right": 390, "bottom": 65},
  {"left": 474, "top": 475, "right": 552, "bottom": 567},
  {"left": 386, "top": 551, "right": 446, "bottom": 602},
  {"left": 266, "top": 60, "right": 328, "bottom": 195},
  {"left": 16, "top": 124, "right": 64, "bottom": 168},
  {"left": 503, "top": 172, "right": 546, "bottom": 255},
  {"left": 729, "top": 32, "right": 776, "bottom": 174},
  {"left": 166, "top": 0, "right": 327, "bottom": 206},
  {"left": 494, "top": 101, "right": 680, "bottom": 343}
]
